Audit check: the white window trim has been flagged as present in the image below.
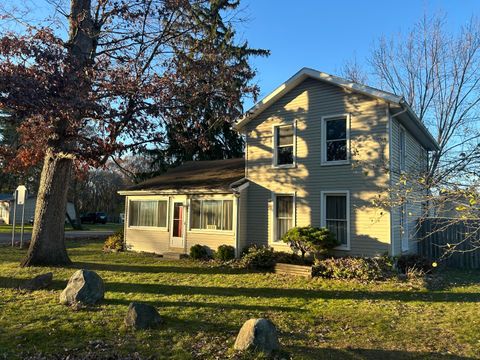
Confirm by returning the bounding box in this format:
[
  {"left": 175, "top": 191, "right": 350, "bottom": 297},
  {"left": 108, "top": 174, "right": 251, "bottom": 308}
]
[
  {"left": 271, "top": 192, "right": 296, "bottom": 244},
  {"left": 188, "top": 197, "right": 235, "bottom": 234},
  {"left": 401, "top": 202, "right": 409, "bottom": 252},
  {"left": 321, "top": 113, "right": 351, "bottom": 166},
  {"left": 399, "top": 125, "right": 406, "bottom": 172},
  {"left": 321, "top": 190, "right": 351, "bottom": 250},
  {"left": 127, "top": 197, "right": 169, "bottom": 231},
  {"left": 272, "top": 122, "right": 296, "bottom": 168}
]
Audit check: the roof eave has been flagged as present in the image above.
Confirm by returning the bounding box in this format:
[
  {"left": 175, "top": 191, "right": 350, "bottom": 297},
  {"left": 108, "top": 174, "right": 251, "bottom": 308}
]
[
  {"left": 118, "top": 188, "right": 237, "bottom": 196},
  {"left": 400, "top": 100, "right": 440, "bottom": 151},
  {"left": 235, "top": 67, "right": 403, "bottom": 130}
]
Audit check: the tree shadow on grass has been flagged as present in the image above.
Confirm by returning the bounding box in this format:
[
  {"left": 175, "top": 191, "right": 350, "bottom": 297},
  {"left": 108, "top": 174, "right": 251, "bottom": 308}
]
[
  {"left": 1, "top": 276, "right": 479, "bottom": 303},
  {"left": 104, "top": 282, "right": 480, "bottom": 303},
  {"left": 71, "top": 261, "right": 252, "bottom": 275},
  {"left": 288, "top": 345, "right": 475, "bottom": 360},
  {"left": 104, "top": 297, "right": 303, "bottom": 313},
  {"left": 0, "top": 276, "right": 66, "bottom": 291}
]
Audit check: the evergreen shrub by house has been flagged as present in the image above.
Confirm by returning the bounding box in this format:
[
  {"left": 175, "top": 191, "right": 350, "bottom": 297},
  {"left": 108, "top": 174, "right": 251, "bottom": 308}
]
[
  {"left": 274, "top": 251, "right": 307, "bottom": 265},
  {"left": 215, "top": 244, "right": 235, "bottom": 261},
  {"left": 241, "top": 245, "right": 276, "bottom": 270},
  {"left": 103, "top": 230, "right": 124, "bottom": 252},
  {"left": 189, "top": 244, "right": 210, "bottom": 260},
  {"left": 282, "top": 226, "right": 338, "bottom": 260}
]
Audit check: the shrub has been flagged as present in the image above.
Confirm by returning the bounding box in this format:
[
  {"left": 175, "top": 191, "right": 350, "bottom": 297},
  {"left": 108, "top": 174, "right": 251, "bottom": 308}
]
[
  {"left": 241, "top": 245, "right": 276, "bottom": 270},
  {"left": 312, "top": 256, "right": 394, "bottom": 281},
  {"left": 274, "top": 251, "right": 310, "bottom": 265},
  {"left": 103, "top": 230, "right": 124, "bottom": 252},
  {"left": 189, "top": 244, "right": 210, "bottom": 260},
  {"left": 215, "top": 244, "right": 236, "bottom": 261},
  {"left": 396, "top": 254, "right": 433, "bottom": 274},
  {"left": 282, "top": 226, "right": 338, "bottom": 260}
]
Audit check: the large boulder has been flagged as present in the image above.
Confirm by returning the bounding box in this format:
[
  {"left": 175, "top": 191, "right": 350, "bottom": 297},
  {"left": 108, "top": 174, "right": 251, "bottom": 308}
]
[
  {"left": 234, "top": 318, "right": 280, "bottom": 354},
  {"left": 19, "top": 272, "right": 53, "bottom": 291},
  {"left": 124, "top": 302, "right": 163, "bottom": 329},
  {"left": 59, "top": 269, "right": 105, "bottom": 305}
]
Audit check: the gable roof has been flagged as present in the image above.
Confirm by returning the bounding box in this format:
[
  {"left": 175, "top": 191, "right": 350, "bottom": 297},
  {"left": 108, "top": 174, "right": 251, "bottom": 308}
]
[
  {"left": 235, "top": 67, "right": 439, "bottom": 151},
  {"left": 119, "top": 158, "right": 245, "bottom": 195}
]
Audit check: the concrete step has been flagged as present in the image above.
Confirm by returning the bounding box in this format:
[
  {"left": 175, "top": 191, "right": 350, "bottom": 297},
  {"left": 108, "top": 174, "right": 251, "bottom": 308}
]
[{"left": 162, "top": 252, "right": 188, "bottom": 260}]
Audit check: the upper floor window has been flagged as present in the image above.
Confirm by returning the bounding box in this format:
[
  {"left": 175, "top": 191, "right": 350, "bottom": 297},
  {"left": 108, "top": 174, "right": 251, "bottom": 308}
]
[
  {"left": 399, "top": 127, "right": 406, "bottom": 171},
  {"left": 322, "top": 114, "right": 350, "bottom": 164},
  {"left": 273, "top": 124, "right": 294, "bottom": 166},
  {"left": 129, "top": 199, "right": 168, "bottom": 228}
]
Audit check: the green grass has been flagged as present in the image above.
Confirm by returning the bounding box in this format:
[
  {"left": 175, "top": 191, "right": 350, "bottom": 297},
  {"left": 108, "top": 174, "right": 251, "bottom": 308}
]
[
  {"left": 0, "top": 223, "right": 123, "bottom": 233},
  {"left": 0, "top": 241, "right": 479, "bottom": 359}
]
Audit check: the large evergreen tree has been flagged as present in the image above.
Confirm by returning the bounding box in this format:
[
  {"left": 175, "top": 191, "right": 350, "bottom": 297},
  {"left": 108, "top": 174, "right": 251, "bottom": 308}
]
[{"left": 144, "top": 0, "right": 266, "bottom": 167}]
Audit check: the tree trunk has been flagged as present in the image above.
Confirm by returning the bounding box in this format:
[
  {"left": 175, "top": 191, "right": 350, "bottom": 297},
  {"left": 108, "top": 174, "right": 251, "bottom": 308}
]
[
  {"left": 21, "top": 151, "right": 73, "bottom": 266},
  {"left": 20, "top": 0, "right": 95, "bottom": 266}
]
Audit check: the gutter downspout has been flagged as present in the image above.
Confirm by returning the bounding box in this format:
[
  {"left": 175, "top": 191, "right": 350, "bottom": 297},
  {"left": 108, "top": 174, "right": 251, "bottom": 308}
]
[
  {"left": 229, "top": 177, "right": 247, "bottom": 194},
  {"left": 229, "top": 177, "right": 248, "bottom": 258},
  {"left": 387, "top": 104, "right": 395, "bottom": 257}
]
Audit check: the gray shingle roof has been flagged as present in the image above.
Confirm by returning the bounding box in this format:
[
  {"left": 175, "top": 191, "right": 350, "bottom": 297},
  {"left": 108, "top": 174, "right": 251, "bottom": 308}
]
[{"left": 124, "top": 158, "right": 245, "bottom": 193}]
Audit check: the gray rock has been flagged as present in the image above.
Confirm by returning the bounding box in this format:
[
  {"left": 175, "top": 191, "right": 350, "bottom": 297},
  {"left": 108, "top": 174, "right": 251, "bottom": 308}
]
[
  {"left": 124, "top": 302, "right": 162, "bottom": 329},
  {"left": 59, "top": 269, "right": 105, "bottom": 305},
  {"left": 19, "top": 272, "right": 53, "bottom": 291},
  {"left": 234, "top": 318, "right": 280, "bottom": 354}
]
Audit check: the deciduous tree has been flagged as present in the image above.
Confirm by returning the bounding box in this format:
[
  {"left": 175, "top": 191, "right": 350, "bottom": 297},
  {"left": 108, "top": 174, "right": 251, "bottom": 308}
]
[{"left": 0, "top": 0, "right": 267, "bottom": 266}]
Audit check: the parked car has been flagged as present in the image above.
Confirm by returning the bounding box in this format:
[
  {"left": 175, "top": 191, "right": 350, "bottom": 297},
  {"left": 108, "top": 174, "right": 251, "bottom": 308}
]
[{"left": 80, "top": 212, "right": 108, "bottom": 224}]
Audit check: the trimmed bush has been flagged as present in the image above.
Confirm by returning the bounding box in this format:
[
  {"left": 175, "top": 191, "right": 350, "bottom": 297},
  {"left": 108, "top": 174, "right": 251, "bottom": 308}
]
[
  {"left": 215, "top": 245, "right": 236, "bottom": 261},
  {"left": 274, "top": 251, "right": 309, "bottom": 265},
  {"left": 282, "top": 226, "right": 338, "bottom": 260},
  {"left": 103, "top": 230, "right": 124, "bottom": 252},
  {"left": 396, "top": 254, "right": 433, "bottom": 274},
  {"left": 189, "top": 244, "right": 210, "bottom": 260},
  {"left": 313, "top": 256, "right": 394, "bottom": 281},
  {"left": 241, "top": 246, "right": 276, "bottom": 270}
]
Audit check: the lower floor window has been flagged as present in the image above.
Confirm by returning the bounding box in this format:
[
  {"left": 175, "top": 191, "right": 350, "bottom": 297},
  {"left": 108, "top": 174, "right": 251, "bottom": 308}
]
[
  {"left": 275, "top": 195, "right": 294, "bottom": 241},
  {"left": 190, "top": 199, "right": 233, "bottom": 231},
  {"left": 129, "top": 200, "right": 167, "bottom": 228},
  {"left": 323, "top": 193, "right": 349, "bottom": 247}
]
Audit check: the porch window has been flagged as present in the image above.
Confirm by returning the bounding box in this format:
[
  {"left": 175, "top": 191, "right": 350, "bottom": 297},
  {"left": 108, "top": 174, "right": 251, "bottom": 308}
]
[
  {"left": 129, "top": 200, "right": 167, "bottom": 228},
  {"left": 274, "top": 124, "right": 294, "bottom": 166},
  {"left": 190, "top": 199, "right": 233, "bottom": 231},
  {"left": 322, "top": 191, "right": 350, "bottom": 248},
  {"left": 275, "top": 195, "right": 294, "bottom": 241},
  {"left": 322, "top": 115, "right": 349, "bottom": 164}
]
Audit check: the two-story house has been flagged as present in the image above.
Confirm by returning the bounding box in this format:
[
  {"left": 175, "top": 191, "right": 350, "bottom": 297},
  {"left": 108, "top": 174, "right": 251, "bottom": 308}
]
[{"left": 119, "top": 68, "right": 439, "bottom": 257}]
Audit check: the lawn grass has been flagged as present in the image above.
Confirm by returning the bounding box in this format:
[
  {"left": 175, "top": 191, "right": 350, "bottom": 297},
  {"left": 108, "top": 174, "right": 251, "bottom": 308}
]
[
  {"left": 0, "top": 241, "right": 479, "bottom": 359},
  {"left": 0, "top": 223, "right": 123, "bottom": 233}
]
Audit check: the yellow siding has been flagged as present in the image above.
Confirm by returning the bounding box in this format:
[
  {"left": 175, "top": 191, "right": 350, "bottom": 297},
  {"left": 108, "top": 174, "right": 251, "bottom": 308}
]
[
  {"left": 245, "top": 78, "right": 391, "bottom": 256},
  {"left": 390, "top": 118, "right": 427, "bottom": 255}
]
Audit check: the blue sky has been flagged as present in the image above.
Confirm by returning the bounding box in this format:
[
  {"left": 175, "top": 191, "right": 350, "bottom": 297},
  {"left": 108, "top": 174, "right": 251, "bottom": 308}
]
[{"left": 237, "top": 0, "right": 480, "bottom": 109}]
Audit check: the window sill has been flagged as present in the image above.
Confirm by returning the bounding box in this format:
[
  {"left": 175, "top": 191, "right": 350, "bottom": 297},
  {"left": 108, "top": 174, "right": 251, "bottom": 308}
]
[
  {"left": 321, "top": 160, "right": 350, "bottom": 167},
  {"left": 128, "top": 226, "right": 169, "bottom": 231},
  {"left": 334, "top": 245, "right": 350, "bottom": 251},
  {"left": 272, "top": 164, "right": 296, "bottom": 169},
  {"left": 189, "top": 229, "right": 234, "bottom": 235},
  {"left": 269, "top": 241, "right": 289, "bottom": 246}
]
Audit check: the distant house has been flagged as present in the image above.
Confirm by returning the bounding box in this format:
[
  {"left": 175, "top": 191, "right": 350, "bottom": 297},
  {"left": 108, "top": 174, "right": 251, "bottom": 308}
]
[
  {"left": 119, "top": 68, "right": 439, "bottom": 257},
  {"left": 0, "top": 194, "right": 77, "bottom": 225}
]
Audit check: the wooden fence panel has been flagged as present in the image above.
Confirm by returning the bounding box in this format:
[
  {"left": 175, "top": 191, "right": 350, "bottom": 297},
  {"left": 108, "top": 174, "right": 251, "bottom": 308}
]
[{"left": 418, "top": 218, "right": 480, "bottom": 269}]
